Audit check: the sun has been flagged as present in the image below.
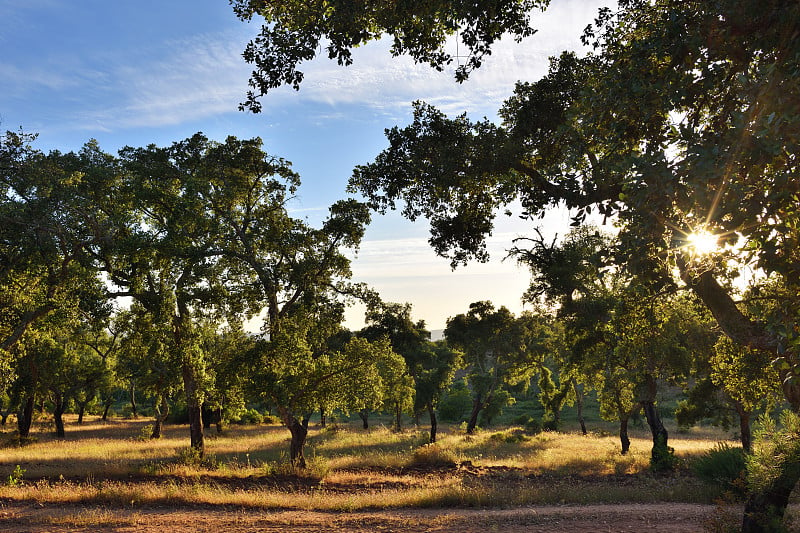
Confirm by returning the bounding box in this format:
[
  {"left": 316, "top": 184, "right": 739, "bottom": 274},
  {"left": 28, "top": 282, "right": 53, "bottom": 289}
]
[{"left": 686, "top": 230, "right": 718, "bottom": 256}]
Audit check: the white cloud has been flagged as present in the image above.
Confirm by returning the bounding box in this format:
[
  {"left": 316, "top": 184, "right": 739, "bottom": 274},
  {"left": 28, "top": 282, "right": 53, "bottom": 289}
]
[
  {"left": 3, "top": 0, "right": 610, "bottom": 133},
  {"left": 286, "top": 0, "right": 610, "bottom": 117}
]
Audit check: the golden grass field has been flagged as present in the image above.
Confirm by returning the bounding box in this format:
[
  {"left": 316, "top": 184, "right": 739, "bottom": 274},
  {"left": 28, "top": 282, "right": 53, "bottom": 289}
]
[
  {"left": 0, "top": 415, "right": 749, "bottom": 531},
  {"left": 0, "top": 416, "right": 730, "bottom": 503}
]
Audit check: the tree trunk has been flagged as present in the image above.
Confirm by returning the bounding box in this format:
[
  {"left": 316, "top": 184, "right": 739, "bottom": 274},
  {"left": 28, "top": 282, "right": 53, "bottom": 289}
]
[
  {"left": 466, "top": 394, "right": 484, "bottom": 434},
  {"left": 182, "top": 363, "right": 204, "bottom": 454},
  {"left": 76, "top": 400, "right": 87, "bottom": 424},
  {"left": 150, "top": 395, "right": 170, "bottom": 439},
  {"left": 216, "top": 406, "right": 223, "bottom": 434},
  {"left": 53, "top": 395, "right": 66, "bottom": 439},
  {"left": 17, "top": 396, "right": 35, "bottom": 439},
  {"left": 394, "top": 402, "right": 403, "bottom": 432},
  {"left": 319, "top": 408, "right": 326, "bottom": 428},
  {"left": 641, "top": 400, "right": 672, "bottom": 470},
  {"left": 428, "top": 403, "right": 438, "bottom": 443},
  {"left": 574, "top": 381, "right": 587, "bottom": 436},
  {"left": 129, "top": 382, "right": 138, "bottom": 418},
  {"left": 102, "top": 400, "right": 112, "bottom": 422},
  {"left": 288, "top": 415, "right": 310, "bottom": 468},
  {"left": 735, "top": 401, "right": 752, "bottom": 453},
  {"left": 358, "top": 409, "right": 369, "bottom": 430},
  {"left": 619, "top": 414, "right": 631, "bottom": 455}
]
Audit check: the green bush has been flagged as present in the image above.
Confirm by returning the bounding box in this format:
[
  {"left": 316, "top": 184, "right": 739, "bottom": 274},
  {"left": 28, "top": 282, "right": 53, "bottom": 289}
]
[
  {"left": 489, "top": 430, "right": 529, "bottom": 443},
  {"left": 262, "top": 413, "right": 281, "bottom": 425},
  {"left": 232, "top": 408, "right": 264, "bottom": 425},
  {"left": 691, "top": 442, "right": 746, "bottom": 494},
  {"left": 511, "top": 414, "right": 542, "bottom": 435}
]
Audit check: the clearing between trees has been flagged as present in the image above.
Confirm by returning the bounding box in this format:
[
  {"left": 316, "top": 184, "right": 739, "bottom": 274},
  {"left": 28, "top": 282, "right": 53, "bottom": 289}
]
[{"left": 0, "top": 417, "right": 766, "bottom": 531}]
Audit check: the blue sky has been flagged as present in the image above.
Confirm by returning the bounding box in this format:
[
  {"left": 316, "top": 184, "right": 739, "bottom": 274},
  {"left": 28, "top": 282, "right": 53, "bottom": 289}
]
[{"left": 1, "top": 0, "right": 611, "bottom": 331}]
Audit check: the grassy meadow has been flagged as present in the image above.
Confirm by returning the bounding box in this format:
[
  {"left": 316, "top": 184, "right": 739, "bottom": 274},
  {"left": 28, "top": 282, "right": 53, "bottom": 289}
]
[{"left": 0, "top": 414, "right": 737, "bottom": 513}]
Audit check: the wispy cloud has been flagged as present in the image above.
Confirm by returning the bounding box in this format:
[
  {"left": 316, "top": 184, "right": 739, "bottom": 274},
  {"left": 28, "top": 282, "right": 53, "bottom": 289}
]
[
  {"left": 288, "top": 0, "right": 609, "bottom": 117},
  {"left": 2, "top": 0, "right": 610, "bottom": 135}
]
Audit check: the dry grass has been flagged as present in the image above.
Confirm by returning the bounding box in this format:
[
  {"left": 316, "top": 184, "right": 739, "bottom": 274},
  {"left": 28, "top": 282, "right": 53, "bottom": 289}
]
[{"left": 0, "top": 415, "right": 732, "bottom": 511}]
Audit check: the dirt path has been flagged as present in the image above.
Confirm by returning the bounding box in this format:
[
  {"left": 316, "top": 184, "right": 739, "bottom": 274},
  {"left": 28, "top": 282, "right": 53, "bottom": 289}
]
[{"left": 0, "top": 502, "right": 729, "bottom": 532}]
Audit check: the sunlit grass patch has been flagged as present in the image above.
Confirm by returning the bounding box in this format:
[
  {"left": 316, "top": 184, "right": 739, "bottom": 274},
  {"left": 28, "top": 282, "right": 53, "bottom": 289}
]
[{"left": 42, "top": 507, "right": 143, "bottom": 528}]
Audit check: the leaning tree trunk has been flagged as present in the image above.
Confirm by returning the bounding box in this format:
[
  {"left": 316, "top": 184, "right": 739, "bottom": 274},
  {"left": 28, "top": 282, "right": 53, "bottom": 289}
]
[
  {"left": 287, "top": 415, "right": 310, "bottom": 468},
  {"left": 466, "top": 393, "right": 486, "bottom": 435},
  {"left": 427, "top": 403, "right": 438, "bottom": 443},
  {"left": 358, "top": 409, "right": 369, "bottom": 430},
  {"left": 641, "top": 400, "right": 671, "bottom": 470},
  {"left": 101, "top": 396, "right": 113, "bottom": 421},
  {"left": 76, "top": 398, "right": 89, "bottom": 424},
  {"left": 53, "top": 394, "right": 67, "bottom": 439},
  {"left": 17, "top": 396, "right": 35, "bottom": 439}
]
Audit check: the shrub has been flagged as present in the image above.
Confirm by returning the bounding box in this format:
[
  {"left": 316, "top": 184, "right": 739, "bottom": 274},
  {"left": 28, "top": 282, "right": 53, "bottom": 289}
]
[
  {"left": 691, "top": 442, "right": 746, "bottom": 494},
  {"left": 232, "top": 408, "right": 264, "bottom": 425},
  {"left": 262, "top": 414, "right": 281, "bottom": 425},
  {"left": 409, "top": 443, "right": 457, "bottom": 467},
  {"left": 489, "top": 430, "right": 529, "bottom": 444},
  {"left": 7, "top": 465, "right": 24, "bottom": 487}
]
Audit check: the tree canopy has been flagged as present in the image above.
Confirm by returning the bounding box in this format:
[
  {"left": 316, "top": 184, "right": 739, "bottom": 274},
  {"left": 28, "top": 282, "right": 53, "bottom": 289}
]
[{"left": 230, "top": 0, "right": 547, "bottom": 111}]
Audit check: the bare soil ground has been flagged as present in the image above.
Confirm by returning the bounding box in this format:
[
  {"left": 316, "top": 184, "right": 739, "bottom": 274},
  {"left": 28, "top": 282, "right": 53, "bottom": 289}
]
[{"left": 0, "top": 502, "right": 725, "bottom": 532}]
